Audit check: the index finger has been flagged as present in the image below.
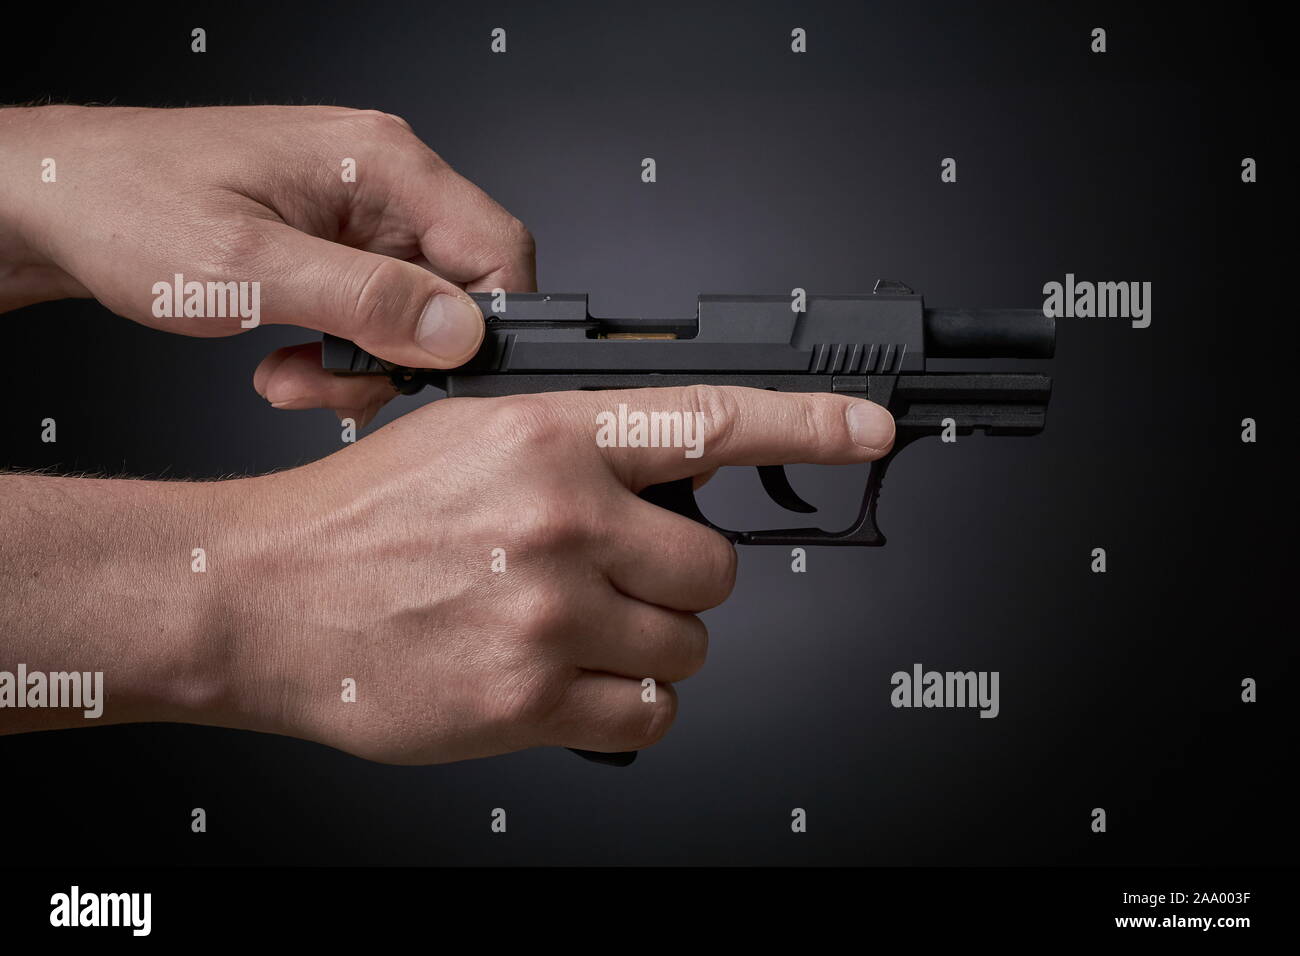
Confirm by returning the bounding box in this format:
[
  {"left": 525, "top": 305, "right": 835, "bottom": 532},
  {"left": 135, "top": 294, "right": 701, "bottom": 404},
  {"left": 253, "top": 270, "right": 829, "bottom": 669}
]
[{"left": 556, "top": 385, "right": 896, "bottom": 490}]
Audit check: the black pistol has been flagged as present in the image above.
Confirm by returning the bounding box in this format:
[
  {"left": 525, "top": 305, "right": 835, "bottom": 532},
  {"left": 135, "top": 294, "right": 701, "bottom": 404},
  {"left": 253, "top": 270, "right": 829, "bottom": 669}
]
[
  {"left": 323, "top": 279, "right": 1054, "bottom": 547},
  {"left": 323, "top": 280, "right": 1054, "bottom": 766}
]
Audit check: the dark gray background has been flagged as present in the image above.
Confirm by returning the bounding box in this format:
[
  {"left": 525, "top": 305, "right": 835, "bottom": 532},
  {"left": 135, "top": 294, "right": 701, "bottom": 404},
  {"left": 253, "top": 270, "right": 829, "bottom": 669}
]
[{"left": 1, "top": 1, "right": 1288, "bottom": 865}]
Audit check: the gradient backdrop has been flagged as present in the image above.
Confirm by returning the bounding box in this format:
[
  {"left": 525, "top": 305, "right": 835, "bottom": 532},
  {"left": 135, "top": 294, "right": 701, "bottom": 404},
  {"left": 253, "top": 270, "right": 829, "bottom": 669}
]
[{"left": 1, "top": 1, "right": 1287, "bottom": 865}]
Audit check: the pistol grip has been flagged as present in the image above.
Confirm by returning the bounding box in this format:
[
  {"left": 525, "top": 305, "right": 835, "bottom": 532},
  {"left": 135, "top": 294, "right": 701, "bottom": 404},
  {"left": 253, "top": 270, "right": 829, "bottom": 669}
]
[{"left": 563, "top": 478, "right": 726, "bottom": 768}]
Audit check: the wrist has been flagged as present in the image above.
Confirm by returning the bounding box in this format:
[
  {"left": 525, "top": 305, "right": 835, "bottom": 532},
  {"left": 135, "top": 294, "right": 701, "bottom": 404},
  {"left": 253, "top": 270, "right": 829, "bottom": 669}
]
[
  {"left": 188, "top": 475, "right": 290, "bottom": 738},
  {"left": 0, "top": 106, "right": 91, "bottom": 310},
  {"left": 200, "top": 472, "right": 320, "bottom": 742},
  {"left": 94, "top": 476, "right": 245, "bottom": 729}
]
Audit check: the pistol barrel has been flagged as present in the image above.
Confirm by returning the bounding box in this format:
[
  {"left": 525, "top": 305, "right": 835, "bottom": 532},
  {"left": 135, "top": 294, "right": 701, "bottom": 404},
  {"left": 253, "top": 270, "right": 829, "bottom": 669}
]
[{"left": 924, "top": 309, "right": 1055, "bottom": 359}]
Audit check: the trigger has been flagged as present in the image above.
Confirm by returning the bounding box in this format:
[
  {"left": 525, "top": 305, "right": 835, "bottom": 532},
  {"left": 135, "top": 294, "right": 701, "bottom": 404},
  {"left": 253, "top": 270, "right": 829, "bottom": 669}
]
[{"left": 757, "top": 465, "right": 817, "bottom": 514}]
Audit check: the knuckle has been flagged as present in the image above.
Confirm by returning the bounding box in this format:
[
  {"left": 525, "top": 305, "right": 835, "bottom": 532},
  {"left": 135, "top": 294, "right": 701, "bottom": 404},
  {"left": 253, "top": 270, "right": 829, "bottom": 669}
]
[
  {"left": 483, "top": 662, "right": 565, "bottom": 738},
  {"left": 486, "top": 396, "right": 560, "bottom": 446},
  {"left": 799, "top": 397, "right": 827, "bottom": 447},
  {"left": 346, "top": 257, "right": 414, "bottom": 338},
  {"left": 673, "top": 618, "right": 710, "bottom": 680},
  {"left": 347, "top": 108, "right": 412, "bottom": 136},
  {"left": 630, "top": 688, "right": 677, "bottom": 749},
  {"left": 204, "top": 220, "right": 273, "bottom": 276},
  {"left": 694, "top": 535, "right": 738, "bottom": 607},
  {"left": 520, "top": 587, "right": 571, "bottom": 640},
  {"left": 505, "top": 216, "right": 536, "bottom": 254},
  {"left": 682, "top": 384, "right": 740, "bottom": 451},
  {"left": 796, "top": 393, "right": 841, "bottom": 456},
  {"left": 510, "top": 493, "right": 589, "bottom": 552},
  {"left": 380, "top": 111, "right": 413, "bottom": 132}
]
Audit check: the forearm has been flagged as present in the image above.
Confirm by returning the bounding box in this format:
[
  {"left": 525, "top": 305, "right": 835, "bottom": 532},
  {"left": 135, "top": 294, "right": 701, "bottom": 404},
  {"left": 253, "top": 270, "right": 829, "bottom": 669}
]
[{"left": 0, "top": 473, "right": 256, "bottom": 733}]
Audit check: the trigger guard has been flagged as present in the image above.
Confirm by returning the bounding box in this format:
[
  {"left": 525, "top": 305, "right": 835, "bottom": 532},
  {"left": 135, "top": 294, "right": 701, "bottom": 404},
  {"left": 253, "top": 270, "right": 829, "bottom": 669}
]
[{"left": 638, "top": 429, "right": 916, "bottom": 547}]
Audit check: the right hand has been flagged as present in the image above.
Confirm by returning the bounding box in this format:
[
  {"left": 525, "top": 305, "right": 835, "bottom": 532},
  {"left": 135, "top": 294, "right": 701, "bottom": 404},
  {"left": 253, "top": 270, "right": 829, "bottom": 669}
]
[{"left": 211, "top": 384, "right": 895, "bottom": 764}]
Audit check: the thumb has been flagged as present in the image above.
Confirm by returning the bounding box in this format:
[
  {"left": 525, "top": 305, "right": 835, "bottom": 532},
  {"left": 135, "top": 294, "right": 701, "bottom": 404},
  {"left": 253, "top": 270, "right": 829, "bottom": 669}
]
[{"left": 253, "top": 221, "right": 484, "bottom": 367}]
